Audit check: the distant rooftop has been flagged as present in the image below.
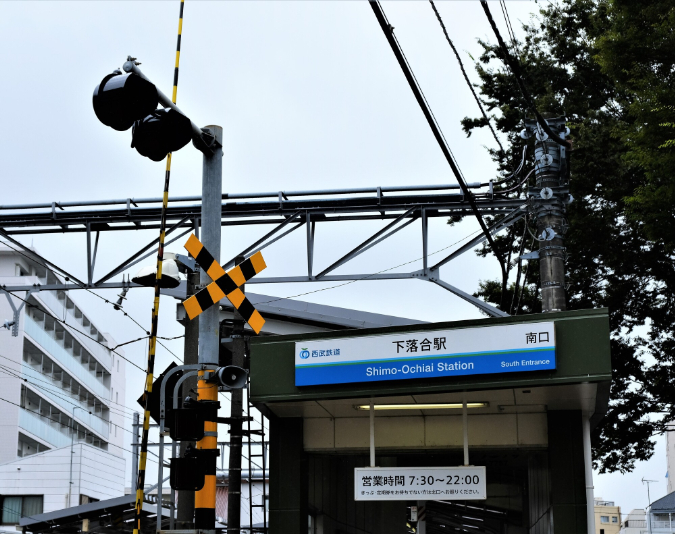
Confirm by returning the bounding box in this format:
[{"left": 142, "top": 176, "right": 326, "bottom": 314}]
[
  {"left": 239, "top": 292, "right": 425, "bottom": 330},
  {"left": 651, "top": 491, "right": 675, "bottom": 512}
]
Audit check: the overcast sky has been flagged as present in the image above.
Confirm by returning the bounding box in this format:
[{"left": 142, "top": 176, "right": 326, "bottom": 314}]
[{"left": 0, "top": 0, "right": 667, "bottom": 514}]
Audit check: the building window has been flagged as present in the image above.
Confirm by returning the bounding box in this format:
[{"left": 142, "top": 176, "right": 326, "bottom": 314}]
[
  {"left": 117, "top": 360, "right": 120, "bottom": 372},
  {"left": 0, "top": 496, "right": 43, "bottom": 524},
  {"left": 600, "top": 516, "right": 609, "bottom": 523},
  {"left": 612, "top": 517, "right": 618, "bottom": 523},
  {"left": 600, "top": 530, "right": 604, "bottom": 534}
]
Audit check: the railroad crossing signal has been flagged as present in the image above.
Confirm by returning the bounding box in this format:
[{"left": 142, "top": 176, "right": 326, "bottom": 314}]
[
  {"left": 182, "top": 234, "right": 267, "bottom": 334},
  {"left": 93, "top": 71, "right": 194, "bottom": 161}
]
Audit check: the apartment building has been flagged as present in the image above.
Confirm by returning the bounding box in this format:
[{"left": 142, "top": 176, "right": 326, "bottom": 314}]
[
  {"left": 0, "top": 245, "right": 126, "bottom": 529},
  {"left": 595, "top": 497, "right": 621, "bottom": 534}
]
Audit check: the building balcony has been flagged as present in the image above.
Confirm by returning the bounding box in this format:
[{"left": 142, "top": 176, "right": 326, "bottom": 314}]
[
  {"left": 20, "top": 363, "right": 110, "bottom": 439},
  {"left": 18, "top": 409, "right": 71, "bottom": 449},
  {"left": 650, "top": 520, "right": 675, "bottom": 532},
  {"left": 34, "top": 290, "right": 112, "bottom": 370},
  {"left": 24, "top": 314, "right": 109, "bottom": 400}
]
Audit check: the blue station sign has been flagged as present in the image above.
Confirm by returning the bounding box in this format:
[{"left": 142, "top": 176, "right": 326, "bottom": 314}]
[{"left": 295, "top": 322, "right": 556, "bottom": 386}]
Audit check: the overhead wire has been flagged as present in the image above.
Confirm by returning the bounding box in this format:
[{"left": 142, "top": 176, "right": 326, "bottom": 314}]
[
  {"left": 369, "top": 0, "right": 510, "bottom": 308},
  {"left": 0, "top": 238, "right": 183, "bottom": 364},
  {"left": 1, "top": 289, "right": 146, "bottom": 373},
  {"left": 0, "top": 352, "right": 139, "bottom": 418},
  {"left": 494, "top": 168, "right": 535, "bottom": 195},
  {"left": 479, "top": 0, "right": 571, "bottom": 149},
  {"left": 0, "top": 396, "right": 160, "bottom": 464},
  {"left": 2, "top": 239, "right": 230, "bottom": 426},
  {"left": 509, "top": 216, "right": 528, "bottom": 315},
  {"left": 0, "top": 365, "right": 142, "bottom": 438},
  {"left": 0, "top": 357, "right": 169, "bottom": 466},
  {"left": 110, "top": 333, "right": 184, "bottom": 352},
  {"left": 257, "top": 224, "right": 485, "bottom": 306},
  {"left": 499, "top": 0, "right": 518, "bottom": 50},
  {"left": 480, "top": 145, "right": 528, "bottom": 187},
  {"left": 514, "top": 236, "right": 536, "bottom": 314},
  {"left": 428, "top": 0, "right": 504, "bottom": 153}
]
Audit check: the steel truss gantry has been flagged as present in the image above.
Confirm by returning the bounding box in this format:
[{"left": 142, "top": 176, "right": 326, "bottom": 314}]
[{"left": 0, "top": 184, "right": 534, "bottom": 318}]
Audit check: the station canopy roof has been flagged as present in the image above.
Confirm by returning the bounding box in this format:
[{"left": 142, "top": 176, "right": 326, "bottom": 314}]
[{"left": 250, "top": 308, "right": 612, "bottom": 429}]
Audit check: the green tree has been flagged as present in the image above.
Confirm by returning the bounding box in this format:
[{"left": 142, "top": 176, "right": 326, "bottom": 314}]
[
  {"left": 595, "top": 1, "right": 675, "bottom": 250},
  {"left": 461, "top": 0, "right": 675, "bottom": 473}
]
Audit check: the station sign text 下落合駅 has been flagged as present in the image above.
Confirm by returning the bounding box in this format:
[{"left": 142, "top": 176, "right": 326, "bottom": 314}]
[
  {"left": 354, "top": 466, "right": 487, "bottom": 501},
  {"left": 294, "top": 322, "right": 555, "bottom": 386}
]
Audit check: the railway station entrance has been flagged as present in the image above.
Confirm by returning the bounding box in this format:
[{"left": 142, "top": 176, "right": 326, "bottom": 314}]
[{"left": 250, "top": 308, "right": 611, "bottom": 534}]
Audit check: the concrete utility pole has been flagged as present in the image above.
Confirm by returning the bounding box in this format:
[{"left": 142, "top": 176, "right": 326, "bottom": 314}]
[
  {"left": 227, "top": 256, "right": 246, "bottom": 534},
  {"left": 524, "top": 116, "right": 570, "bottom": 313},
  {"left": 177, "top": 270, "right": 199, "bottom": 528},
  {"left": 195, "top": 125, "right": 223, "bottom": 531},
  {"left": 131, "top": 412, "right": 140, "bottom": 491}
]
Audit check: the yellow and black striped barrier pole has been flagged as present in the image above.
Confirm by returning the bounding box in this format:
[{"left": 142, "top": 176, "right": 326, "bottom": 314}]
[
  {"left": 194, "top": 370, "right": 218, "bottom": 528},
  {"left": 133, "top": 1, "right": 185, "bottom": 533}
]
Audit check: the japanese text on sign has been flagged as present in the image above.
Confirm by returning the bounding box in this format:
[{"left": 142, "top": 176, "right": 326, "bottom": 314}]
[
  {"left": 354, "top": 466, "right": 486, "bottom": 501},
  {"left": 296, "top": 322, "right": 556, "bottom": 386}
]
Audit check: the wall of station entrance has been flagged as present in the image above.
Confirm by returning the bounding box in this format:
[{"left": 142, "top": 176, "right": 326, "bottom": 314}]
[
  {"left": 269, "top": 412, "right": 588, "bottom": 533},
  {"left": 252, "top": 309, "right": 612, "bottom": 534}
]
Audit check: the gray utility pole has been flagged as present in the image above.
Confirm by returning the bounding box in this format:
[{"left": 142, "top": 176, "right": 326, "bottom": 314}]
[
  {"left": 131, "top": 412, "right": 140, "bottom": 491},
  {"left": 523, "top": 116, "right": 571, "bottom": 313},
  {"left": 195, "top": 125, "right": 223, "bottom": 531},
  {"left": 177, "top": 270, "right": 199, "bottom": 529},
  {"left": 227, "top": 256, "right": 246, "bottom": 534},
  {"left": 198, "top": 124, "right": 223, "bottom": 366}
]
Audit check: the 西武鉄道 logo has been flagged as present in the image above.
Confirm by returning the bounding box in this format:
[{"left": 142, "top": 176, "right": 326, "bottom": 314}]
[{"left": 299, "top": 348, "right": 310, "bottom": 359}]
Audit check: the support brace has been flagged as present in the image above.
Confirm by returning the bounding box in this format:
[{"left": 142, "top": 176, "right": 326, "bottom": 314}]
[{"left": 3, "top": 289, "right": 32, "bottom": 337}]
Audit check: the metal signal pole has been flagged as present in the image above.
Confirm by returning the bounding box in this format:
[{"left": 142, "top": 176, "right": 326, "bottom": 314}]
[
  {"left": 177, "top": 270, "right": 199, "bottom": 528},
  {"left": 195, "top": 125, "right": 223, "bottom": 531},
  {"left": 227, "top": 255, "right": 246, "bottom": 534}
]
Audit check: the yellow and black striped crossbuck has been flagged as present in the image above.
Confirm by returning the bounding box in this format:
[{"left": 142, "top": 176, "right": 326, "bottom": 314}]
[{"left": 182, "top": 234, "right": 267, "bottom": 334}]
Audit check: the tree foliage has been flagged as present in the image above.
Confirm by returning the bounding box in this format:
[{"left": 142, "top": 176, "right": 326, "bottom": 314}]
[{"left": 461, "top": 0, "right": 675, "bottom": 473}]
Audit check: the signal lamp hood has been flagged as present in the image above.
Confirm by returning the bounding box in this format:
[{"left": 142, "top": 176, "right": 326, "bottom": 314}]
[
  {"left": 131, "top": 108, "right": 192, "bottom": 162},
  {"left": 93, "top": 72, "right": 158, "bottom": 131}
]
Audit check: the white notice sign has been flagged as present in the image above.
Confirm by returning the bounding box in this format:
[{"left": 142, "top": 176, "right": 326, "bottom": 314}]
[{"left": 354, "top": 466, "right": 486, "bottom": 501}]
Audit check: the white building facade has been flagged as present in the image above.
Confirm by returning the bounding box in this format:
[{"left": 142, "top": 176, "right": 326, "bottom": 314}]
[{"left": 0, "top": 245, "right": 126, "bottom": 528}]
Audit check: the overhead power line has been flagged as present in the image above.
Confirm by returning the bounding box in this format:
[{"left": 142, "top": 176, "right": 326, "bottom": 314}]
[
  {"left": 0, "top": 395, "right": 159, "bottom": 463},
  {"left": 0, "top": 240, "right": 182, "bottom": 363},
  {"left": 479, "top": 0, "right": 571, "bottom": 149},
  {"left": 0, "top": 352, "right": 138, "bottom": 418},
  {"left": 428, "top": 1, "right": 504, "bottom": 153},
  {"left": 0, "top": 238, "right": 183, "bottom": 363},
  {"left": 1, "top": 288, "right": 146, "bottom": 373},
  {"left": 368, "top": 0, "right": 509, "bottom": 306},
  {"left": 499, "top": 0, "right": 518, "bottom": 51}
]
